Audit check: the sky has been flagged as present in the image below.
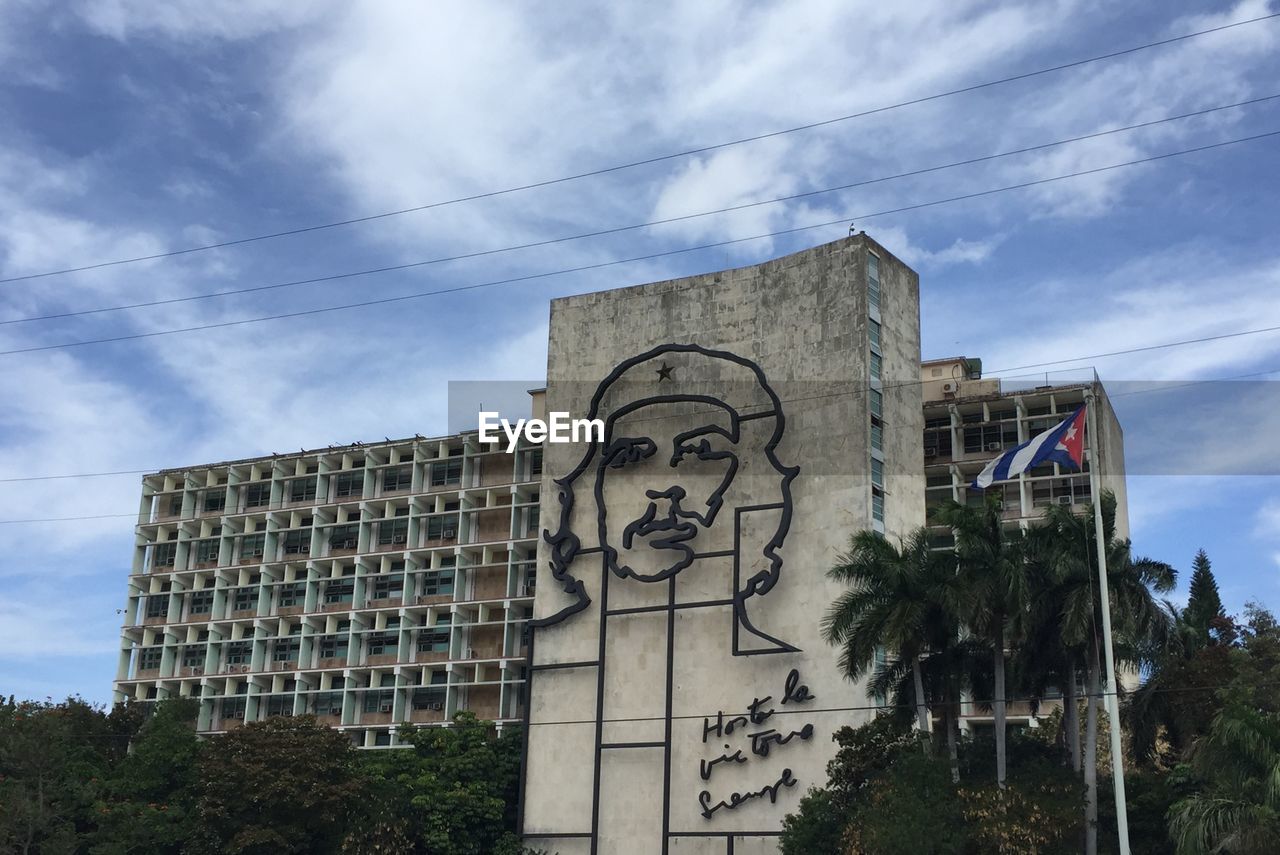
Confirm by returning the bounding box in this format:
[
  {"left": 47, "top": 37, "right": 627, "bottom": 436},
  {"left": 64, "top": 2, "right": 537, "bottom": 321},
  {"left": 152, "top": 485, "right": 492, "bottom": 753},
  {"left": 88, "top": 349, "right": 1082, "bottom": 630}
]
[{"left": 1, "top": 0, "right": 1278, "bottom": 705}]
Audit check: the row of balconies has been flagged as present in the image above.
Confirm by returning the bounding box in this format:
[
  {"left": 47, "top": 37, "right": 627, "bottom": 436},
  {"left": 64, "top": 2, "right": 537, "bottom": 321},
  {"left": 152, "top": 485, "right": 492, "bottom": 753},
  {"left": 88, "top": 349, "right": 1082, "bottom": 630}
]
[
  {"left": 132, "top": 564, "right": 533, "bottom": 627},
  {"left": 146, "top": 447, "right": 543, "bottom": 524},
  {"left": 143, "top": 505, "right": 539, "bottom": 573}
]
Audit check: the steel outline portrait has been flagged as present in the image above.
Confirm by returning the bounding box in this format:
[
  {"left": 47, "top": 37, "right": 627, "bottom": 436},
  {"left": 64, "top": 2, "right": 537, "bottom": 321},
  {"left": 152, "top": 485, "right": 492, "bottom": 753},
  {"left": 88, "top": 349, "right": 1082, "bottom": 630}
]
[{"left": 531, "top": 342, "right": 800, "bottom": 655}]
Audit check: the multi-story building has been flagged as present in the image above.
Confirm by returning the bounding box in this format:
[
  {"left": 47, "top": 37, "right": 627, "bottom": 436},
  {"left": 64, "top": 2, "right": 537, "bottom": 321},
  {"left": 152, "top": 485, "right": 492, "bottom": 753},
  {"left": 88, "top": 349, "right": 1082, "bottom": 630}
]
[
  {"left": 114, "top": 428, "right": 544, "bottom": 747},
  {"left": 920, "top": 356, "right": 1127, "bottom": 537},
  {"left": 919, "top": 356, "right": 1129, "bottom": 732}
]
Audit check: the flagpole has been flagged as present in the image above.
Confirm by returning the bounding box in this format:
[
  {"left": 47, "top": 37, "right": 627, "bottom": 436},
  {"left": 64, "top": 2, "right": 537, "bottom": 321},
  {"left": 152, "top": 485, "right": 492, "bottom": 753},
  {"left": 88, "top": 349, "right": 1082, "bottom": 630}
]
[{"left": 1085, "top": 385, "right": 1131, "bottom": 855}]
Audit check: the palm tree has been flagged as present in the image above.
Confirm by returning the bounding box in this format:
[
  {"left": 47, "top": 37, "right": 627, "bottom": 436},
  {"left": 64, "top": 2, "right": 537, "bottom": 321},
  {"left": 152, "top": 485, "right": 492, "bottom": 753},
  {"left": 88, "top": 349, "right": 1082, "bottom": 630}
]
[
  {"left": 1038, "top": 491, "right": 1175, "bottom": 855},
  {"left": 932, "top": 495, "right": 1029, "bottom": 789},
  {"left": 1169, "top": 704, "right": 1280, "bottom": 854},
  {"left": 823, "top": 529, "right": 967, "bottom": 745}
]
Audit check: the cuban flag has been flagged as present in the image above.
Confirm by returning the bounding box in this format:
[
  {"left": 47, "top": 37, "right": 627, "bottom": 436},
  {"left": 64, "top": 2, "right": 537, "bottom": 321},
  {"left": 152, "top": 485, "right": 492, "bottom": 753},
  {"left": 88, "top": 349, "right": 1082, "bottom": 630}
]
[{"left": 972, "top": 404, "right": 1086, "bottom": 490}]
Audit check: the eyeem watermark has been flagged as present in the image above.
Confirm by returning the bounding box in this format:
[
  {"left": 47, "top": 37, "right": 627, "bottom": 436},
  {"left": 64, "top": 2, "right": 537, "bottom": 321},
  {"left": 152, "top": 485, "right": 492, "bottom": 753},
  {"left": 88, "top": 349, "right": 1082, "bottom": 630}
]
[{"left": 479, "top": 412, "right": 604, "bottom": 452}]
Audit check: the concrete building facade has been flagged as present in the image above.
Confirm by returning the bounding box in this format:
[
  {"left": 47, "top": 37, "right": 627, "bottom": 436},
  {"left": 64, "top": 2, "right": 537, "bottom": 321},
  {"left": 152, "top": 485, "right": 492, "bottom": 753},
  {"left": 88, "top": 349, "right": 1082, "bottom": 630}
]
[
  {"left": 519, "top": 234, "right": 923, "bottom": 854},
  {"left": 110, "top": 233, "right": 1133, "bottom": 851},
  {"left": 115, "top": 433, "right": 542, "bottom": 747},
  {"left": 920, "top": 356, "right": 1129, "bottom": 730}
]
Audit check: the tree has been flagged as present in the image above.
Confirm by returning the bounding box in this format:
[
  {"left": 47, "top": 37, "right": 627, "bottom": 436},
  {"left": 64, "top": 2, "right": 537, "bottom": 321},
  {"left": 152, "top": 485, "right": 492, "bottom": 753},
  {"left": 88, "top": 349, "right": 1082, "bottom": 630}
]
[
  {"left": 91, "top": 696, "right": 200, "bottom": 854},
  {"left": 0, "top": 696, "right": 123, "bottom": 855},
  {"left": 1183, "top": 549, "right": 1225, "bottom": 641},
  {"left": 187, "top": 716, "right": 362, "bottom": 854},
  {"left": 1169, "top": 703, "right": 1280, "bottom": 854},
  {"left": 932, "top": 495, "right": 1029, "bottom": 789},
  {"left": 823, "top": 529, "right": 967, "bottom": 741},
  {"left": 360, "top": 712, "right": 524, "bottom": 855},
  {"left": 1039, "top": 491, "right": 1175, "bottom": 855}
]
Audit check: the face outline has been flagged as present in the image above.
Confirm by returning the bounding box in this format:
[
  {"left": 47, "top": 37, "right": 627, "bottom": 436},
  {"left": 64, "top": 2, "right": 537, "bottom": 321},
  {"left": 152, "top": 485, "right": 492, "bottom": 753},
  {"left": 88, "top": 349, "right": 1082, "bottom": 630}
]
[
  {"left": 532, "top": 343, "right": 801, "bottom": 652},
  {"left": 595, "top": 397, "right": 741, "bottom": 583}
]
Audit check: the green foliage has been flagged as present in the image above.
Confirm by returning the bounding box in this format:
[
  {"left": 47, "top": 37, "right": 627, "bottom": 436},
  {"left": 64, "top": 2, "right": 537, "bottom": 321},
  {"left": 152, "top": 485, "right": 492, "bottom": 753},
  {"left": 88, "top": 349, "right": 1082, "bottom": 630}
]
[
  {"left": 354, "top": 712, "right": 523, "bottom": 855},
  {"left": 187, "top": 715, "right": 362, "bottom": 854},
  {"left": 852, "top": 749, "right": 968, "bottom": 854},
  {"left": 0, "top": 695, "right": 132, "bottom": 854},
  {"left": 1168, "top": 704, "right": 1280, "bottom": 854},
  {"left": 1183, "top": 550, "right": 1224, "bottom": 639},
  {"left": 91, "top": 696, "right": 200, "bottom": 854},
  {"left": 779, "top": 788, "right": 845, "bottom": 855},
  {"left": 0, "top": 698, "right": 526, "bottom": 855}
]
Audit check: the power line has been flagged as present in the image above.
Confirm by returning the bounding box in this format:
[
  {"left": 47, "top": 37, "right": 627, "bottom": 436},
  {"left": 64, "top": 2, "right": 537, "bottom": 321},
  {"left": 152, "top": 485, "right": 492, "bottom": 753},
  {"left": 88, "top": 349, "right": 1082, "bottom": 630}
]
[
  {"left": 6, "top": 321, "right": 1280, "bottom": 496},
  {"left": 3, "top": 128, "right": 1276, "bottom": 359},
  {"left": 2, "top": 11, "right": 1276, "bottom": 287},
  {"left": 8, "top": 93, "right": 1277, "bottom": 328}
]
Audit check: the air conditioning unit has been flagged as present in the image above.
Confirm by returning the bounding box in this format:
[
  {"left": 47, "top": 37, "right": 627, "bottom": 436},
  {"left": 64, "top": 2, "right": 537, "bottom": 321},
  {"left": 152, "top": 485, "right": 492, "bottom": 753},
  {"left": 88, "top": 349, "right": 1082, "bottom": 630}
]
[
  {"left": 378, "top": 701, "right": 393, "bottom": 714},
  {"left": 923, "top": 447, "right": 938, "bottom": 458},
  {"left": 942, "top": 381, "right": 959, "bottom": 395},
  {"left": 428, "top": 702, "right": 443, "bottom": 711},
  {"left": 442, "top": 528, "right": 457, "bottom": 539},
  {"left": 193, "top": 667, "right": 204, "bottom": 675},
  {"left": 1057, "top": 495, "right": 1074, "bottom": 505},
  {"left": 392, "top": 535, "right": 407, "bottom": 545}
]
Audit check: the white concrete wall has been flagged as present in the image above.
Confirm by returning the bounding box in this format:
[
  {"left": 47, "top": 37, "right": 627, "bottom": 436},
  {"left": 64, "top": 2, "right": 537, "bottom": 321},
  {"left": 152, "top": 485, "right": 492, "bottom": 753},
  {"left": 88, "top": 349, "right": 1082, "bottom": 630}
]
[{"left": 523, "top": 235, "right": 923, "bottom": 854}]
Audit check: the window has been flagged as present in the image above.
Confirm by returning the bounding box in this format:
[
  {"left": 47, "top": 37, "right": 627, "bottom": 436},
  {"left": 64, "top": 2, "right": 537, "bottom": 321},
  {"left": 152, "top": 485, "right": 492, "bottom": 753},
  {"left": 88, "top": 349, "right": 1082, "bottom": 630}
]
[
  {"left": 329, "top": 525, "right": 358, "bottom": 550},
  {"left": 529, "top": 448, "right": 543, "bottom": 478},
  {"left": 382, "top": 466, "right": 411, "bottom": 492},
  {"left": 867, "top": 253, "right": 881, "bottom": 312},
  {"left": 419, "top": 570, "right": 454, "bottom": 597},
  {"left": 244, "top": 482, "right": 270, "bottom": 508},
  {"left": 323, "top": 581, "right": 354, "bottom": 604},
  {"left": 203, "top": 491, "right": 226, "bottom": 513},
  {"left": 417, "top": 625, "right": 450, "bottom": 654},
  {"left": 319, "top": 635, "right": 349, "bottom": 660},
  {"left": 870, "top": 418, "right": 883, "bottom": 453},
  {"left": 138, "top": 646, "right": 163, "bottom": 670},
  {"left": 182, "top": 645, "right": 203, "bottom": 668},
  {"left": 232, "top": 587, "right": 256, "bottom": 612},
  {"left": 871, "top": 458, "right": 884, "bottom": 489},
  {"left": 189, "top": 590, "right": 214, "bottom": 615},
  {"left": 168, "top": 495, "right": 183, "bottom": 516},
  {"left": 870, "top": 389, "right": 883, "bottom": 418},
  {"left": 283, "top": 530, "right": 310, "bottom": 555},
  {"left": 363, "top": 690, "right": 393, "bottom": 714},
  {"left": 334, "top": 472, "right": 363, "bottom": 498},
  {"left": 869, "top": 351, "right": 882, "bottom": 382},
  {"left": 313, "top": 692, "right": 343, "bottom": 715},
  {"left": 366, "top": 633, "right": 398, "bottom": 655},
  {"left": 225, "top": 641, "right": 251, "bottom": 665},
  {"left": 869, "top": 318, "right": 881, "bottom": 352},
  {"left": 240, "top": 533, "right": 265, "bottom": 560},
  {"left": 277, "top": 583, "right": 305, "bottom": 608},
  {"left": 194, "top": 538, "right": 219, "bottom": 565},
  {"left": 273, "top": 639, "right": 300, "bottom": 663},
  {"left": 265, "top": 695, "right": 292, "bottom": 717},
  {"left": 372, "top": 574, "right": 404, "bottom": 601},
  {"left": 425, "top": 514, "right": 459, "bottom": 540},
  {"left": 872, "top": 490, "right": 885, "bottom": 523},
  {"left": 221, "top": 697, "right": 247, "bottom": 721},
  {"left": 288, "top": 478, "right": 317, "bottom": 503},
  {"left": 153, "top": 542, "right": 177, "bottom": 568},
  {"left": 377, "top": 518, "right": 409, "bottom": 546},
  {"left": 412, "top": 686, "right": 447, "bottom": 709},
  {"left": 430, "top": 458, "right": 462, "bottom": 487},
  {"left": 145, "top": 595, "right": 168, "bottom": 618}
]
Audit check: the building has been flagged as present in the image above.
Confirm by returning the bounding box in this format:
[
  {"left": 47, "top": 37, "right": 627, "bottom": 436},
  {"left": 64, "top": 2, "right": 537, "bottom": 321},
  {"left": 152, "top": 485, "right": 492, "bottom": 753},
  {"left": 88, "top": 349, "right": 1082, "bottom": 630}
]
[
  {"left": 520, "top": 233, "right": 922, "bottom": 854},
  {"left": 111, "top": 233, "right": 1132, "bottom": 851},
  {"left": 921, "top": 355, "right": 1128, "bottom": 541},
  {"left": 114, "top": 431, "right": 544, "bottom": 747},
  {"left": 920, "top": 356, "right": 1129, "bottom": 731}
]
